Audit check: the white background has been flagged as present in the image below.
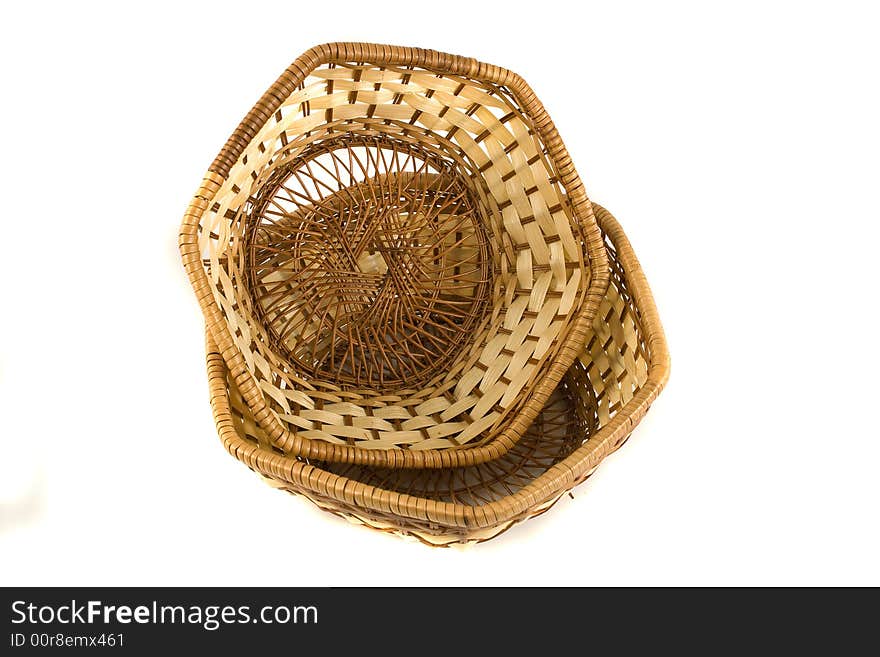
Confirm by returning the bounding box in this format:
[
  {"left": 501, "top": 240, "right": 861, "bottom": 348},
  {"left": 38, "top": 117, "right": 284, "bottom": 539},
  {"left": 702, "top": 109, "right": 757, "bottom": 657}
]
[{"left": 1, "top": 1, "right": 878, "bottom": 586}]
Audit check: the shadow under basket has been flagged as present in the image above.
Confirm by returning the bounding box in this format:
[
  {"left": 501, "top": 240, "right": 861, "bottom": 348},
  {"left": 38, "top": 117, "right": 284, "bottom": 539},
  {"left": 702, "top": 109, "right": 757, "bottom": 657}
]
[{"left": 206, "top": 204, "right": 669, "bottom": 546}]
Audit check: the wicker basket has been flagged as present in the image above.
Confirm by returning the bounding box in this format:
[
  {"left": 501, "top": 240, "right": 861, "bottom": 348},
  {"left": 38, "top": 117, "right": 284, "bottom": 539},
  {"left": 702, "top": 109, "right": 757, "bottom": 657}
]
[
  {"left": 205, "top": 204, "right": 669, "bottom": 545},
  {"left": 180, "top": 43, "right": 609, "bottom": 468}
]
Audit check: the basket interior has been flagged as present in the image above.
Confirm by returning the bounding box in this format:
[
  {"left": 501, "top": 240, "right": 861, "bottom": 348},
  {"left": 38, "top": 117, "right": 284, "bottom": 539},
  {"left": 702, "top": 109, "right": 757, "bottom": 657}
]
[{"left": 248, "top": 163, "right": 494, "bottom": 391}]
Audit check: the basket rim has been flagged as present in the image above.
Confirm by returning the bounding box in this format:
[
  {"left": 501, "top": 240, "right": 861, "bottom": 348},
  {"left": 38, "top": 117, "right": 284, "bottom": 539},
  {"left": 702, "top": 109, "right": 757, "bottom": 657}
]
[
  {"left": 206, "top": 204, "right": 670, "bottom": 531},
  {"left": 182, "top": 42, "right": 611, "bottom": 468}
]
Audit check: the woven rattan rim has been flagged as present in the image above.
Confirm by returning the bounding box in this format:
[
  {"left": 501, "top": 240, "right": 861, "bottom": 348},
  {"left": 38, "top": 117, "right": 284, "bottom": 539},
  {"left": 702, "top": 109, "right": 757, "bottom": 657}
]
[
  {"left": 181, "top": 42, "right": 610, "bottom": 468},
  {"left": 205, "top": 204, "right": 669, "bottom": 536}
]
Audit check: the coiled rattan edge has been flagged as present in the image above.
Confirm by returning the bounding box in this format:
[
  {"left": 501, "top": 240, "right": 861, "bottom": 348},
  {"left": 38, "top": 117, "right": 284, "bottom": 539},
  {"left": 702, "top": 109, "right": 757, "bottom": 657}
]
[
  {"left": 180, "top": 42, "right": 611, "bottom": 468},
  {"left": 204, "top": 204, "right": 669, "bottom": 537}
]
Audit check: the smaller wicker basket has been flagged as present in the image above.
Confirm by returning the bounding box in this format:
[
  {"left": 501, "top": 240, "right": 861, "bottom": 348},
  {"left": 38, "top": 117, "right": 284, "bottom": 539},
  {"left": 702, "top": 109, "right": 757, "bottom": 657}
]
[
  {"left": 181, "top": 42, "right": 610, "bottom": 469},
  {"left": 205, "top": 204, "right": 669, "bottom": 545}
]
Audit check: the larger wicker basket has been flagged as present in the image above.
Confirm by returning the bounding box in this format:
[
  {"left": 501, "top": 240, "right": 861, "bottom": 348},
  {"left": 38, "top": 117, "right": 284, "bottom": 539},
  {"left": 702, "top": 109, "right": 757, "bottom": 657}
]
[
  {"left": 180, "top": 43, "right": 609, "bottom": 468},
  {"left": 205, "top": 204, "right": 669, "bottom": 545}
]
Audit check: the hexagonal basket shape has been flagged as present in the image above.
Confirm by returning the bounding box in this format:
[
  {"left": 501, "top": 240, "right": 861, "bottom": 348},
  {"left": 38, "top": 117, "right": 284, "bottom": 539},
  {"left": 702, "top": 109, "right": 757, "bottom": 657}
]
[
  {"left": 180, "top": 43, "right": 609, "bottom": 468},
  {"left": 205, "top": 204, "right": 669, "bottom": 545}
]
